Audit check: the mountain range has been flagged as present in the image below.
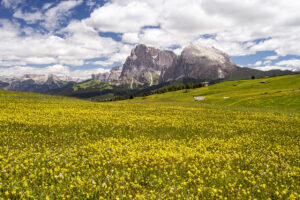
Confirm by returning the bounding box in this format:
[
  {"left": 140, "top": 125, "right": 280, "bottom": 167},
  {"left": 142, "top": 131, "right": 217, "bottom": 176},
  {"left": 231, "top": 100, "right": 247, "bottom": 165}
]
[{"left": 0, "top": 44, "right": 297, "bottom": 99}]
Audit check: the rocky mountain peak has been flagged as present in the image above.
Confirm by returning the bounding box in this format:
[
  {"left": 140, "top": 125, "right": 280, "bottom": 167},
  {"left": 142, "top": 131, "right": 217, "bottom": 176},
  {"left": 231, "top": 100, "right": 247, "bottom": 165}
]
[
  {"left": 160, "top": 44, "right": 238, "bottom": 82},
  {"left": 182, "top": 45, "right": 234, "bottom": 65},
  {"left": 120, "top": 44, "right": 177, "bottom": 87}
]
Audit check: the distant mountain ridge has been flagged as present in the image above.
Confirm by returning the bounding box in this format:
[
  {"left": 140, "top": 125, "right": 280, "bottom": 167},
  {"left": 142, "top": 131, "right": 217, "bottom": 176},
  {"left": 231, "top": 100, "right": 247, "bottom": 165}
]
[{"left": 0, "top": 74, "right": 76, "bottom": 93}]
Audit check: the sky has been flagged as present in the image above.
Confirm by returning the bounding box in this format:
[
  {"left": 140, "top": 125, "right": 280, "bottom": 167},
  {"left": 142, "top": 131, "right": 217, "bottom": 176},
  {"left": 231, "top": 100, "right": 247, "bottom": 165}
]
[{"left": 0, "top": 0, "right": 300, "bottom": 80}]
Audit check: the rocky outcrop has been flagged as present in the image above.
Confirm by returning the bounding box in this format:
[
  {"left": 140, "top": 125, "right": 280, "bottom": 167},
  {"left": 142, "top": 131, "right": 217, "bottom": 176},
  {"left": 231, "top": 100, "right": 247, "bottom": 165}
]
[
  {"left": 92, "top": 72, "right": 110, "bottom": 82},
  {"left": 119, "top": 44, "right": 177, "bottom": 87},
  {"left": 160, "top": 45, "right": 238, "bottom": 82},
  {"left": 92, "top": 66, "right": 123, "bottom": 84},
  {"left": 108, "top": 66, "right": 123, "bottom": 83}
]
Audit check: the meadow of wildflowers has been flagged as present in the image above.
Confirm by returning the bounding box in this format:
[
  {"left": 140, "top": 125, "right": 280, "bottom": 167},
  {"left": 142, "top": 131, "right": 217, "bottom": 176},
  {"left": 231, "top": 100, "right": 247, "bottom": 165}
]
[{"left": 0, "top": 90, "right": 299, "bottom": 199}]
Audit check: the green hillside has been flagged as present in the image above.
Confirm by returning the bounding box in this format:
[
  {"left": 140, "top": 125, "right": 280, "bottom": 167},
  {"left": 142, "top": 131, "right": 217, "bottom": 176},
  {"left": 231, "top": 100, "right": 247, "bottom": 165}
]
[
  {"left": 58, "top": 79, "right": 113, "bottom": 97},
  {"left": 135, "top": 74, "right": 300, "bottom": 113}
]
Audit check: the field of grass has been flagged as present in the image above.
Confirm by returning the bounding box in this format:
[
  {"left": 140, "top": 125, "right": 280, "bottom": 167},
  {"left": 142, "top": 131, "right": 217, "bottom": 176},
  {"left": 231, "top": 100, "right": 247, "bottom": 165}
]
[
  {"left": 137, "top": 74, "right": 300, "bottom": 113},
  {"left": 0, "top": 75, "right": 299, "bottom": 199}
]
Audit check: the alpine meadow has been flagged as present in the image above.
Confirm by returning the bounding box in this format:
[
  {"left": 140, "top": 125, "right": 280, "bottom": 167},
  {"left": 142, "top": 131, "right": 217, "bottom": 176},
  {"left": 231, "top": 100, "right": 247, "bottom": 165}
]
[
  {"left": 1, "top": 0, "right": 300, "bottom": 199},
  {"left": 0, "top": 75, "right": 299, "bottom": 199}
]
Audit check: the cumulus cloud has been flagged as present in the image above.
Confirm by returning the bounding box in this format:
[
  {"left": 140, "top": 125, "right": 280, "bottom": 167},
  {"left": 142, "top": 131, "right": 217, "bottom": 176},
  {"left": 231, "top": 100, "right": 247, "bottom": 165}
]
[
  {"left": 86, "top": 1, "right": 159, "bottom": 33},
  {"left": 265, "top": 55, "right": 279, "bottom": 60},
  {"left": 2, "top": 0, "right": 300, "bottom": 76},
  {"left": 253, "top": 61, "right": 262, "bottom": 67},
  {"left": 276, "top": 59, "right": 300, "bottom": 69},
  {"left": 263, "top": 60, "right": 272, "bottom": 65},
  {"left": 0, "top": 65, "right": 109, "bottom": 80},
  {"left": 83, "top": 0, "right": 300, "bottom": 57},
  {"left": 0, "top": 19, "right": 121, "bottom": 67},
  {"left": 254, "top": 59, "right": 300, "bottom": 72},
  {"left": 254, "top": 65, "right": 299, "bottom": 72},
  {"left": 85, "top": 60, "right": 115, "bottom": 67}
]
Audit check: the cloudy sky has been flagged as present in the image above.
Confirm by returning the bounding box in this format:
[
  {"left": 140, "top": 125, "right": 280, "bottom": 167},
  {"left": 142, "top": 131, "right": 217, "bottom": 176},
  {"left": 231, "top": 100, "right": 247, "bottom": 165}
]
[{"left": 0, "top": 0, "right": 300, "bottom": 80}]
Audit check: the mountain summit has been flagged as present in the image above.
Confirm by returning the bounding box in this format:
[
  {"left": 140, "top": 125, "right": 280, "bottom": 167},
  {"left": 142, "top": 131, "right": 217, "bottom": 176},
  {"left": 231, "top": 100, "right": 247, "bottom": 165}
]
[
  {"left": 160, "top": 45, "right": 238, "bottom": 82},
  {"left": 119, "top": 44, "right": 177, "bottom": 87}
]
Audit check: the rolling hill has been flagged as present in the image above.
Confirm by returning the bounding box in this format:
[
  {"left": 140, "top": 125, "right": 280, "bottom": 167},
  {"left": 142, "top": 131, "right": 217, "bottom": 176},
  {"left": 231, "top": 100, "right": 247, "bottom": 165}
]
[{"left": 134, "top": 74, "right": 300, "bottom": 113}]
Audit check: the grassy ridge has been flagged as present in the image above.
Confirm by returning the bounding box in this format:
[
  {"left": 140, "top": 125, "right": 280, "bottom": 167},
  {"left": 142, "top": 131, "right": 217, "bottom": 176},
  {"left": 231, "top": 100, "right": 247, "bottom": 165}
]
[
  {"left": 0, "top": 75, "right": 299, "bottom": 199},
  {"left": 135, "top": 74, "right": 300, "bottom": 113}
]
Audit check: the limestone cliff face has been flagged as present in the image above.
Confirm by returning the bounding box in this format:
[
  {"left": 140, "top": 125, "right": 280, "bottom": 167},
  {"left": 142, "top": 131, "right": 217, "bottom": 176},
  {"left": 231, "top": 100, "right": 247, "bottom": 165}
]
[
  {"left": 92, "top": 44, "right": 294, "bottom": 87},
  {"left": 107, "top": 66, "right": 123, "bottom": 83},
  {"left": 119, "top": 44, "right": 177, "bottom": 87},
  {"left": 160, "top": 45, "right": 238, "bottom": 82}
]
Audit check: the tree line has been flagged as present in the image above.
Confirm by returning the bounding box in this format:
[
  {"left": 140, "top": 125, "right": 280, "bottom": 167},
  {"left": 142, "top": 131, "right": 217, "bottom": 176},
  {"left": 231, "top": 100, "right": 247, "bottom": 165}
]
[{"left": 94, "top": 82, "right": 206, "bottom": 102}]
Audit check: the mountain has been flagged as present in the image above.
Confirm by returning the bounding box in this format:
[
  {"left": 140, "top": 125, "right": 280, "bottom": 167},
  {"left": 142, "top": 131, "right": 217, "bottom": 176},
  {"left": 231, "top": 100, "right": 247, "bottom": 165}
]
[
  {"left": 92, "top": 66, "right": 123, "bottom": 85},
  {"left": 0, "top": 81, "right": 9, "bottom": 89},
  {"left": 92, "top": 44, "right": 295, "bottom": 87},
  {"left": 160, "top": 45, "right": 237, "bottom": 82},
  {"left": 1, "top": 44, "right": 297, "bottom": 98},
  {"left": 159, "top": 44, "right": 293, "bottom": 82},
  {"left": 1, "top": 74, "right": 75, "bottom": 93},
  {"left": 119, "top": 44, "right": 177, "bottom": 88}
]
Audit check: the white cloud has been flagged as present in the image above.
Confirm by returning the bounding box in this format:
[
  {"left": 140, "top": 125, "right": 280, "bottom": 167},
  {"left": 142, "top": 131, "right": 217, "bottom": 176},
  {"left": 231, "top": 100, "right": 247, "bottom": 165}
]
[
  {"left": 0, "top": 65, "right": 109, "bottom": 80},
  {"left": 263, "top": 60, "right": 272, "bottom": 65},
  {"left": 194, "top": 37, "right": 255, "bottom": 56},
  {"left": 1, "top": 0, "right": 22, "bottom": 9},
  {"left": 83, "top": 0, "right": 300, "bottom": 58},
  {"left": 13, "top": 9, "right": 43, "bottom": 24},
  {"left": 265, "top": 55, "right": 279, "bottom": 60},
  {"left": 70, "top": 68, "right": 109, "bottom": 80},
  {"left": 137, "top": 28, "right": 192, "bottom": 49},
  {"left": 253, "top": 61, "right": 262, "bottom": 66},
  {"left": 0, "top": 60, "right": 26, "bottom": 66},
  {"left": 254, "top": 65, "right": 299, "bottom": 72},
  {"left": 86, "top": 0, "right": 99, "bottom": 9},
  {"left": 85, "top": 60, "right": 115, "bottom": 66},
  {"left": 248, "top": 61, "right": 263, "bottom": 67},
  {"left": 276, "top": 59, "right": 300, "bottom": 68},
  {"left": 122, "top": 32, "right": 139, "bottom": 44},
  {"left": 0, "top": 19, "right": 121, "bottom": 67},
  {"left": 86, "top": 1, "right": 159, "bottom": 33},
  {"left": 13, "top": 0, "right": 84, "bottom": 30},
  {"left": 42, "top": 3, "right": 54, "bottom": 10},
  {"left": 254, "top": 59, "right": 300, "bottom": 72},
  {"left": 2, "top": 0, "right": 300, "bottom": 77},
  {"left": 43, "top": 0, "right": 83, "bottom": 30}
]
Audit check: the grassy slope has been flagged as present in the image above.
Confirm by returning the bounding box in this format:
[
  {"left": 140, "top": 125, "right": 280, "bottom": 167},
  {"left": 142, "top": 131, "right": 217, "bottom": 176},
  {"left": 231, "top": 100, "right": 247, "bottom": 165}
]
[
  {"left": 134, "top": 74, "right": 300, "bottom": 113},
  {"left": 72, "top": 79, "right": 113, "bottom": 91}
]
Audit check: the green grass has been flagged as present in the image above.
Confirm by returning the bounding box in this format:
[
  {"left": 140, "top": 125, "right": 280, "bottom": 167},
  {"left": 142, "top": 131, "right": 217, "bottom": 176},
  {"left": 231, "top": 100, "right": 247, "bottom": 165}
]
[
  {"left": 72, "top": 79, "right": 113, "bottom": 91},
  {"left": 134, "top": 74, "right": 300, "bottom": 113}
]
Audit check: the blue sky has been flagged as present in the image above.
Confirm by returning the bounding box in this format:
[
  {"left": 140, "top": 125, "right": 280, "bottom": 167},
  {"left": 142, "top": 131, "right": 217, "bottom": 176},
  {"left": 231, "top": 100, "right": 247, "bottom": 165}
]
[{"left": 0, "top": 0, "right": 300, "bottom": 80}]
